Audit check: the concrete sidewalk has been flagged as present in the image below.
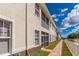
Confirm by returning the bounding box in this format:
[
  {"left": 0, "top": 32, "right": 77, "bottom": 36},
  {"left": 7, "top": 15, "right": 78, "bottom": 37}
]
[
  {"left": 48, "top": 40, "right": 63, "bottom": 56},
  {"left": 65, "top": 40, "right": 79, "bottom": 56}
]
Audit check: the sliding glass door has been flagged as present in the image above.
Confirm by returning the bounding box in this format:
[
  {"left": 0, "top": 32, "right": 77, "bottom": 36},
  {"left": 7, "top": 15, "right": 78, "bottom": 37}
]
[{"left": 41, "top": 31, "right": 49, "bottom": 47}]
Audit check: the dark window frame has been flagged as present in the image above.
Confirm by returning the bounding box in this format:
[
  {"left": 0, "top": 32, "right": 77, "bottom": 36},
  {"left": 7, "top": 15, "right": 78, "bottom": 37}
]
[
  {"left": 35, "top": 30, "right": 39, "bottom": 45},
  {"left": 35, "top": 4, "right": 40, "bottom": 17}
]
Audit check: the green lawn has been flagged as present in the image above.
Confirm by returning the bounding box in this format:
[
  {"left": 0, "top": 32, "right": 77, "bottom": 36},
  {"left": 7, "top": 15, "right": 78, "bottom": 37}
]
[
  {"left": 46, "top": 40, "right": 60, "bottom": 49},
  {"left": 32, "top": 40, "right": 60, "bottom": 56},
  {"left": 62, "top": 41, "right": 72, "bottom": 56},
  {"left": 32, "top": 50, "right": 49, "bottom": 56},
  {"left": 68, "top": 39, "right": 75, "bottom": 42}
]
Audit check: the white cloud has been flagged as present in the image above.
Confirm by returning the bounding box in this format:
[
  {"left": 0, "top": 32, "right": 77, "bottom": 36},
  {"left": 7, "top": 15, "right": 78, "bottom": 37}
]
[
  {"left": 61, "top": 24, "right": 79, "bottom": 36},
  {"left": 51, "top": 14, "right": 56, "bottom": 18},
  {"left": 72, "top": 29, "right": 78, "bottom": 32},
  {"left": 68, "top": 9, "right": 79, "bottom": 17},
  {"left": 60, "top": 28, "right": 66, "bottom": 32},
  {"left": 51, "top": 13, "right": 65, "bottom": 18},
  {"left": 64, "top": 23, "right": 69, "bottom": 27},
  {"left": 67, "top": 29, "right": 76, "bottom": 35},
  {"left": 61, "top": 8, "right": 68, "bottom": 12},
  {"left": 75, "top": 26, "right": 79, "bottom": 30},
  {"left": 69, "top": 24, "right": 79, "bottom": 33},
  {"left": 63, "top": 17, "right": 70, "bottom": 22},
  {"left": 63, "top": 23, "right": 71, "bottom": 28},
  {"left": 59, "top": 28, "right": 67, "bottom": 33},
  {"left": 74, "top": 4, "right": 79, "bottom": 9},
  {"left": 62, "top": 4, "right": 79, "bottom": 28},
  {"left": 54, "top": 18, "right": 59, "bottom": 22},
  {"left": 67, "top": 9, "right": 77, "bottom": 17},
  {"left": 60, "top": 30, "right": 63, "bottom": 32},
  {"left": 58, "top": 13, "right": 64, "bottom": 16}
]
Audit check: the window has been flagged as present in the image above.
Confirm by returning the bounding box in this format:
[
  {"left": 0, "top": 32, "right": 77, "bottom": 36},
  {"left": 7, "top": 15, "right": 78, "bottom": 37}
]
[
  {"left": 41, "top": 31, "right": 49, "bottom": 47},
  {"left": 0, "top": 19, "right": 12, "bottom": 54},
  {"left": 35, "top": 30, "right": 39, "bottom": 45},
  {"left": 35, "top": 3, "right": 40, "bottom": 17}
]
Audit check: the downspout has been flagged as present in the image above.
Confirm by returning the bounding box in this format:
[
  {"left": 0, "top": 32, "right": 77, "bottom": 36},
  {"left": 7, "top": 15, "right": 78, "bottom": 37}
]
[
  {"left": 56, "top": 28, "right": 59, "bottom": 40},
  {"left": 25, "top": 3, "right": 27, "bottom": 55}
]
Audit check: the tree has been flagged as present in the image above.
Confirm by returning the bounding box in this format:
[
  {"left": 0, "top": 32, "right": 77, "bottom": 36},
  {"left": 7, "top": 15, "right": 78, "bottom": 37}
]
[
  {"left": 75, "top": 32, "right": 79, "bottom": 39},
  {"left": 67, "top": 33, "right": 77, "bottom": 39}
]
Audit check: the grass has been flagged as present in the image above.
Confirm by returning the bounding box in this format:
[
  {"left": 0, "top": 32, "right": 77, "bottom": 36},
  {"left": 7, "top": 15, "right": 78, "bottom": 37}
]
[
  {"left": 46, "top": 40, "right": 60, "bottom": 49},
  {"left": 32, "top": 50, "right": 49, "bottom": 56},
  {"left": 68, "top": 39, "right": 75, "bottom": 42},
  {"left": 32, "top": 40, "right": 60, "bottom": 56},
  {"left": 62, "top": 40, "right": 72, "bottom": 56}
]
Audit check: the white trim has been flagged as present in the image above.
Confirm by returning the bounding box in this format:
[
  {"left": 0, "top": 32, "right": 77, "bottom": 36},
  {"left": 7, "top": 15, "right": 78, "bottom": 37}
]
[
  {"left": 0, "top": 15, "right": 14, "bottom": 22},
  {"left": 27, "top": 44, "right": 40, "bottom": 50},
  {"left": 0, "top": 46, "right": 26, "bottom": 56},
  {"left": 0, "top": 14, "right": 15, "bottom": 55},
  {"left": 0, "top": 53, "right": 10, "bottom": 56},
  {"left": 12, "top": 18, "right": 15, "bottom": 54},
  {"left": 0, "top": 37, "right": 10, "bottom": 38},
  {"left": 12, "top": 47, "right": 26, "bottom": 54},
  {"left": 0, "top": 14, "right": 26, "bottom": 55}
]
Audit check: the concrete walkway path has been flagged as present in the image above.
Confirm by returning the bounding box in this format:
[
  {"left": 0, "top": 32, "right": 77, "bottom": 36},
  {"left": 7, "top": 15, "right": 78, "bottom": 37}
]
[{"left": 48, "top": 40, "right": 63, "bottom": 56}]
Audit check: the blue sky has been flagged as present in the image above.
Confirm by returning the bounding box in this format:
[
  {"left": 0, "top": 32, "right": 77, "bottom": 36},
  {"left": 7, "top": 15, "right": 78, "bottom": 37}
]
[{"left": 45, "top": 3, "right": 79, "bottom": 38}]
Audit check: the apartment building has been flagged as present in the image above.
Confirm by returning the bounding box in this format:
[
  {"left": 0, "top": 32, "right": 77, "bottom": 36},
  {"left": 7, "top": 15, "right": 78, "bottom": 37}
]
[
  {"left": 0, "top": 3, "right": 57, "bottom": 56},
  {"left": 27, "top": 3, "right": 57, "bottom": 55}
]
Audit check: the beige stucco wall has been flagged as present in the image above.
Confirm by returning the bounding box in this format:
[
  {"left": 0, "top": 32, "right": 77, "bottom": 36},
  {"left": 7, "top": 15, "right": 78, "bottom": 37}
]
[
  {"left": 0, "top": 3, "right": 26, "bottom": 53},
  {"left": 50, "top": 23, "right": 57, "bottom": 42},
  {"left": 27, "top": 3, "right": 57, "bottom": 50},
  {"left": 27, "top": 3, "right": 50, "bottom": 50},
  {"left": 27, "top": 3, "right": 41, "bottom": 49},
  {"left": 0, "top": 3, "right": 57, "bottom": 54}
]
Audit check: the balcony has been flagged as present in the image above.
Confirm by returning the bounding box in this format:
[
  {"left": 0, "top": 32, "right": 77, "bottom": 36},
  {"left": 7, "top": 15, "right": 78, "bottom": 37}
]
[{"left": 41, "top": 20, "right": 49, "bottom": 30}]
